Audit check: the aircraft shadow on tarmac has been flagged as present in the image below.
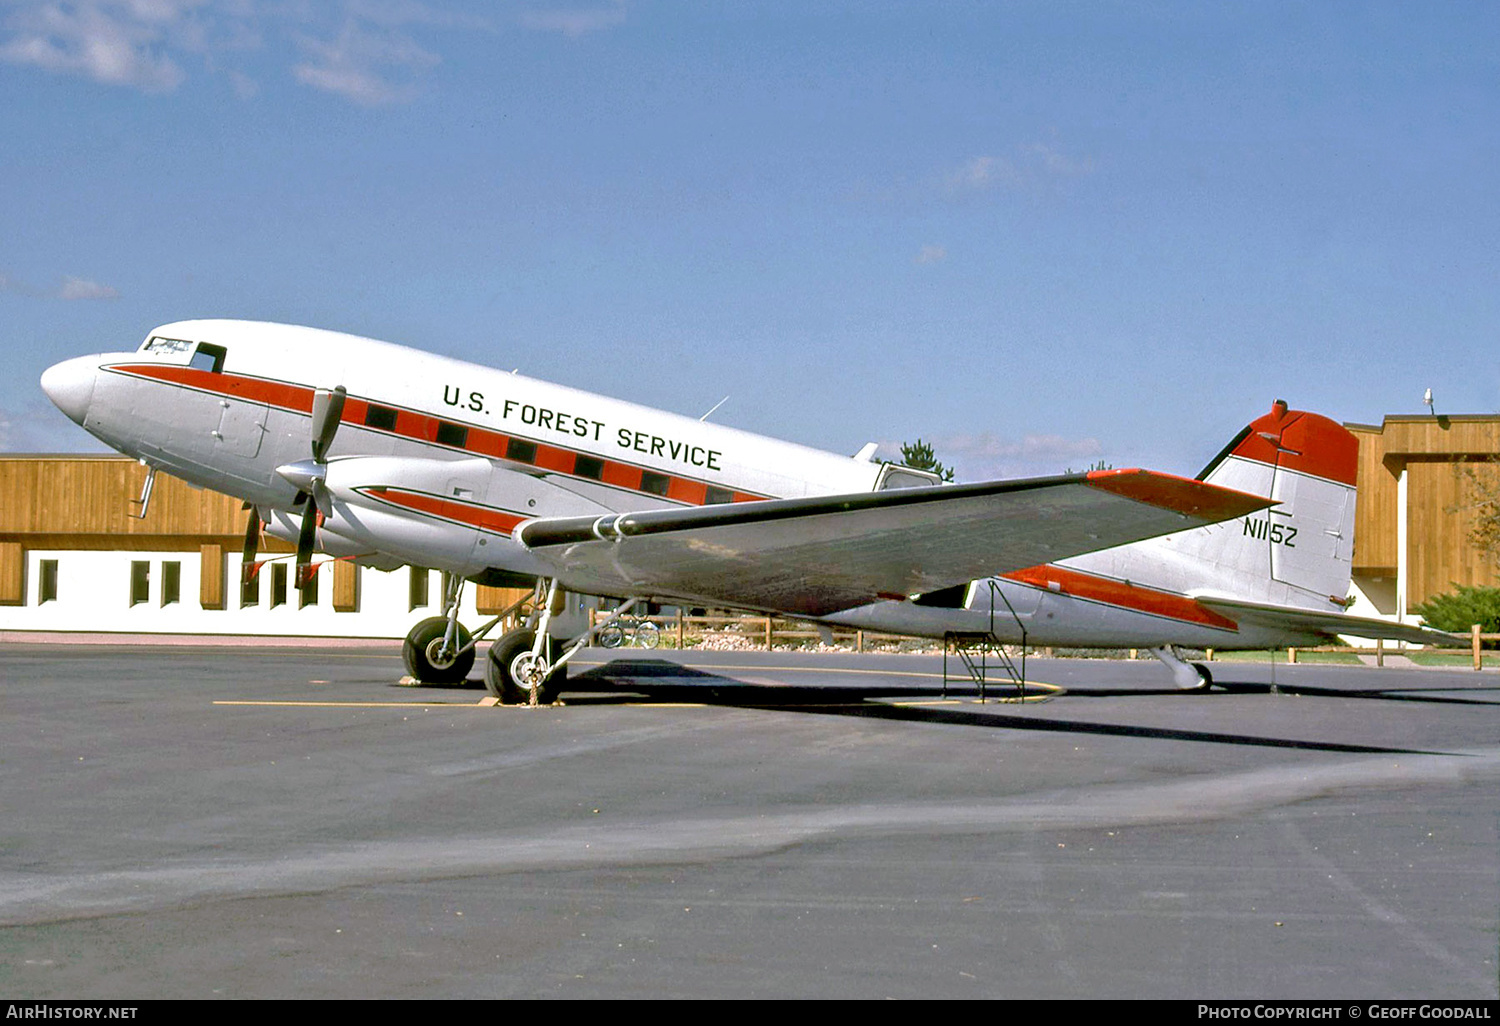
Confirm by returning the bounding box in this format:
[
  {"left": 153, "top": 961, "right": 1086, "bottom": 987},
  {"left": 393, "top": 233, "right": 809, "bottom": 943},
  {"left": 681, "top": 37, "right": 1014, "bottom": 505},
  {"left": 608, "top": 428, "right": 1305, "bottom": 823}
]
[{"left": 540, "top": 659, "right": 1479, "bottom": 757}]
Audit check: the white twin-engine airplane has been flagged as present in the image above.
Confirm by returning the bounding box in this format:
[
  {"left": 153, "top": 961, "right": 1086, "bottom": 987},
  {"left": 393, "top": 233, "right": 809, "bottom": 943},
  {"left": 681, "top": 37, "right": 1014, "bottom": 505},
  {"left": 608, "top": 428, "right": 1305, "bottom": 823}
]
[{"left": 41, "top": 320, "right": 1453, "bottom": 701}]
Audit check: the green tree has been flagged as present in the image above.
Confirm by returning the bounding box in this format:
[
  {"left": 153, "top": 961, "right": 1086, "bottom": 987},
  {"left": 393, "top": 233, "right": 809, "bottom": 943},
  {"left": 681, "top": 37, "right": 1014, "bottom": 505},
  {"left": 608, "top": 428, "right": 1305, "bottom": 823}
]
[{"left": 899, "top": 438, "right": 954, "bottom": 481}]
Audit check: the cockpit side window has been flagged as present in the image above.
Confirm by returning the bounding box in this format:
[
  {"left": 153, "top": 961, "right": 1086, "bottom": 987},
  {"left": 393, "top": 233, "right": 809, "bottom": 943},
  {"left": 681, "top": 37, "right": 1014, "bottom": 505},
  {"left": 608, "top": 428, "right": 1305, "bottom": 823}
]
[{"left": 190, "top": 343, "right": 227, "bottom": 373}]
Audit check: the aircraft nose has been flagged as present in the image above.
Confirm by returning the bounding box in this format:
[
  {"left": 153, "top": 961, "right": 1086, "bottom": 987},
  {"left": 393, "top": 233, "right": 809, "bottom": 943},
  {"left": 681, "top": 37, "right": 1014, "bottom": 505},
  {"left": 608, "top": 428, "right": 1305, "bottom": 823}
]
[{"left": 40, "top": 356, "right": 97, "bottom": 426}]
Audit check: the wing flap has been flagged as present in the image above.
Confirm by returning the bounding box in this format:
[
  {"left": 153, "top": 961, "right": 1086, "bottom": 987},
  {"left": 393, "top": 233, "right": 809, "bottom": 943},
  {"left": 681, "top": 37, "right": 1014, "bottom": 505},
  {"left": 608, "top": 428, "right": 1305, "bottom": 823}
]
[
  {"left": 517, "top": 469, "right": 1272, "bottom": 616},
  {"left": 1194, "top": 596, "right": 1465, "bottom": 647}
]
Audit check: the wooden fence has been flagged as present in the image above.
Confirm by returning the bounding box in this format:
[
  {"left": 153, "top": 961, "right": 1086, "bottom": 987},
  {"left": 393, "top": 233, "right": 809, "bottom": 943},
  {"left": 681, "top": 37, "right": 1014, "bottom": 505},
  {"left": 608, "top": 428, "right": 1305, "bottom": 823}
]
[{"left": 586, "top": 611, "right": 1497, "bottom": 670}]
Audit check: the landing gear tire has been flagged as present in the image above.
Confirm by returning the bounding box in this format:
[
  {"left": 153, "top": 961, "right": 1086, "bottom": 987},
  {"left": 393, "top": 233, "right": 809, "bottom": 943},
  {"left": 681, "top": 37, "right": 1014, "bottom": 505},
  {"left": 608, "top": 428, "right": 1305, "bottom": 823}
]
[
  {"left": 1190, "top": 662, "right": 1214, "bottom": 691},
  {"left": 402, "top": 617, "right": 475, "bottom": 684},
  {"left": 485, "top": 628, "right": 566, "bottom": 705}
]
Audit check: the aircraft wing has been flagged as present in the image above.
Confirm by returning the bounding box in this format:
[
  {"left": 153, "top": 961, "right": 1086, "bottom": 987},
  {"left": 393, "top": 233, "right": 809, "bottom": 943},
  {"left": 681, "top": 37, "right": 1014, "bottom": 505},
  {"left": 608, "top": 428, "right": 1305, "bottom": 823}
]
[
  {"left": 1193, "top": 596, "right": 1466, "bottom": 647},
  {"left": 516, "top": 469, "right": 1272, "bottom": 617}
]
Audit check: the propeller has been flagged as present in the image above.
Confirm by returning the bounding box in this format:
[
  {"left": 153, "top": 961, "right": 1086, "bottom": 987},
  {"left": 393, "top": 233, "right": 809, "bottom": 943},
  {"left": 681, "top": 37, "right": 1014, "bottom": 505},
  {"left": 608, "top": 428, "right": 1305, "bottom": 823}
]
[
  {"left": 239, "top": 503, "right": 263, "bottom": 605},
  {"left": 277, "top": 386, "right": 346, "bottom": 601}
]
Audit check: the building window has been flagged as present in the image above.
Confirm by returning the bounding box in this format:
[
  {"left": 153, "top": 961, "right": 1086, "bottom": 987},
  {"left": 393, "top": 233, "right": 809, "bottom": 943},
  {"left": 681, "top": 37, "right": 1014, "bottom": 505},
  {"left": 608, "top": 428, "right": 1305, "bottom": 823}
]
[
  {"left": 299, "top": 566, "right": 318, "bottom": 609},
  {"left": 38, "top": 559, "right": 58, "bottom": 603},
  {"left": 130, "top": 561, "right": 150, "bottom": 606},
  {"left": 270, "top": 563, "right": 288, "bottom": 608},
  {"left": 409, "top": 567, "right": 430, "bottom": 610},
  {"left": 241, "top": 562, "right": 260, "bottom": 607},
  {"left": 161, "top": 561, "right": 181, "bottom": 606}
]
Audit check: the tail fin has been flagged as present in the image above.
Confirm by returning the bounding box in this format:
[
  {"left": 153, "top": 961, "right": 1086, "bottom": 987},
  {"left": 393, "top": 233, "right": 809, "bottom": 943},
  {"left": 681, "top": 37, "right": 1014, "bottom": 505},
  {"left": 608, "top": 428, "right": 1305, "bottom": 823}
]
[
  {"left": 1066, "top": 401, "right": 1359, "bottom": 612},
  {"left": 1175, "top": 400, "right": 1359, "bottom": 610}
]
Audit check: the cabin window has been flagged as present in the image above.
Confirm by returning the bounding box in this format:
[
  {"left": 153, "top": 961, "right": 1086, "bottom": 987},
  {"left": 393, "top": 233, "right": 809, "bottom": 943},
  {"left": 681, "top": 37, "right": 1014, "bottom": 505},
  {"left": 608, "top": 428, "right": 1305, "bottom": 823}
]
[
  {"left": 436, "top": 421, "right": 468, "bottom": 448},
  {"left": 506, "top": 438, "right": 537, "bottom": 464},
  {"left": 640, "top": 471, "right": 670, "bottom": 497},
  {"left": 38, "top": 559, "right": 57, "bottom": 603},
  {"left": 573, "top": 454, "right": 604, "bottom": 480},
  {"left": 130, "top": 561, "right": 150, "bottom": 606},
  {"left": 705, "top": 486, "right": 734, "bottom": 505},
  {"left": 161, "top": 561, "right": 181, "bottom": 606},
  {"left": 365, "top": 405, "right": 398, "bottom": 431}
]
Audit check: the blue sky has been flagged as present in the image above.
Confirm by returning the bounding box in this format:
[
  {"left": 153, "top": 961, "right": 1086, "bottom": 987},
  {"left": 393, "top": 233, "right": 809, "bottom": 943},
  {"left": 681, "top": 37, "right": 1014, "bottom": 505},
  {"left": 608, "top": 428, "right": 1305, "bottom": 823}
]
[{"left": 3, "top": 1, "right": 1497, "bottom": 480}]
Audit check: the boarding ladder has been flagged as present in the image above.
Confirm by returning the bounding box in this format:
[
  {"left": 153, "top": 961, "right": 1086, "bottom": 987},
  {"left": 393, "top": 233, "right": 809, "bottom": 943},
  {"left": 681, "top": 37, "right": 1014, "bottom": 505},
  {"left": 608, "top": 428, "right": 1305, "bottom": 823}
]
[{"left": 941, "top": 579, "right": 1028, "bottom": 702}]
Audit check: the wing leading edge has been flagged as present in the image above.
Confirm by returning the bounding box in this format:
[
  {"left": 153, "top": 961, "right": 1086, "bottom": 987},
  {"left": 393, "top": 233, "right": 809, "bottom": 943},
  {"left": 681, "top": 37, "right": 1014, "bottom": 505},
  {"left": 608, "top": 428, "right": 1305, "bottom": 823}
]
[{"left": 516, "top": 468, "right": 1273, "bottom": 616}]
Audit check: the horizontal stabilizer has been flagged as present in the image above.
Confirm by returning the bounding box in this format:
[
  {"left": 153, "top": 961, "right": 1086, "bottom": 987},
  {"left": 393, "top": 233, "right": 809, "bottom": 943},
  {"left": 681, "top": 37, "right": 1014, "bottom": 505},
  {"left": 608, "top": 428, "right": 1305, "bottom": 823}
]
[
  {"left": 518, "top": 469, "right": 1272, "bottom": 617},
  {"left": 1194, "top": 595, "right": 1465, "bottom": 647}
]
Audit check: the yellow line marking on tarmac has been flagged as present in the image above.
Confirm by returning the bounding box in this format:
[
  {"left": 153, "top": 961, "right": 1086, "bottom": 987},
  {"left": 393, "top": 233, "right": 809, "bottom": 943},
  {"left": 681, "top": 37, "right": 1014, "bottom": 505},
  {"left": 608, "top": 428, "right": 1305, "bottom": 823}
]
[{"left": 214, "top": 700, "right": 488, "bottom": 708}]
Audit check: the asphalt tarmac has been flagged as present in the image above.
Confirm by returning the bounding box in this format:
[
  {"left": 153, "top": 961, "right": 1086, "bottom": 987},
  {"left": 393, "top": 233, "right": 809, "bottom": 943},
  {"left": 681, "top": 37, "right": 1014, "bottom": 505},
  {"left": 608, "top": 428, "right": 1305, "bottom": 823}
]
[{"left": 1, "top": 644, "right": 1496, "bottom": 999}]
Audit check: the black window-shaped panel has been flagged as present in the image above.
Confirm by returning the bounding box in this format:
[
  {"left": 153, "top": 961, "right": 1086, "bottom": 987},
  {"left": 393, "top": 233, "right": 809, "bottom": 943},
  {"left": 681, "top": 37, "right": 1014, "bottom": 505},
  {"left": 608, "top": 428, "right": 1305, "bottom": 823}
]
[
  {"left": 436, "top": 421, "right": 468, "bottom": 448},
  {"left": 130, "top": 561, "right": 150, "bottom": 606},
  {"left": 506, "top": 438, "right": 537, "bottom": 464},
  {"left": 270, "top": 563, "right": 288, "bottom": 608},
  {"left": 409, "top": 567, "right": 430, "bottom": 611},
  {"left": 161, "top": 561, "right": 181, "bottom": 606},
  {"left": 39, "top": 559, "right": 57, "bottom": 603},
  {"left": 640, "top": 471, "right": 670, "bottom": 497},
  {"left": 573, "top": 454, "right": 604, "bottom": 480},
  {"left": 705, "top": 486, "right": 734, "bottom": 505},
  {"left": 365, "top": 404, "right": 398, "bottom": 431}
]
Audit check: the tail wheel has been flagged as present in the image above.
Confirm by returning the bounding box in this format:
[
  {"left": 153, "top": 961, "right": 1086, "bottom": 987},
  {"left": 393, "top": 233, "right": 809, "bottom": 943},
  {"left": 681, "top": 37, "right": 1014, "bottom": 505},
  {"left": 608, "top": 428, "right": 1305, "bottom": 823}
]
[
  {"left": 485, "top": 628, "right": 566, "bottom": 705},
  {"left": 402, "top": 616, "right": 475, "bottom": 684},
  {"left": 1191, "top": 662, "right": 1214, "bottom": 690}
]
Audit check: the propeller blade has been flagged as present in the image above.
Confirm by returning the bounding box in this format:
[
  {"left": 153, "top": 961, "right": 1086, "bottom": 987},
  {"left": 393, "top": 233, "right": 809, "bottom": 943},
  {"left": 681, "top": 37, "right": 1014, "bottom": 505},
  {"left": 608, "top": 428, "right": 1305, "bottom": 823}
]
[
  {"left": 310, "top": 386, "right": 346, "bottom": 463},
  {"left": 240, "top": 506, "right": 262, "bottom": 586},
  {"left": 295, "top": 500, "right": 318, "bottom": 589}
]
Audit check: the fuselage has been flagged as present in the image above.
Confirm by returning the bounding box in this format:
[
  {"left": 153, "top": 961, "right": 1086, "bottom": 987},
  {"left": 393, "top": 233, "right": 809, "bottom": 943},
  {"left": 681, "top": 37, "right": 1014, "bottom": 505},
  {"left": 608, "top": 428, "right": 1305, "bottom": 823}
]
[{"left": 42, "top": 319, "right": 1346, "bottom": 651}]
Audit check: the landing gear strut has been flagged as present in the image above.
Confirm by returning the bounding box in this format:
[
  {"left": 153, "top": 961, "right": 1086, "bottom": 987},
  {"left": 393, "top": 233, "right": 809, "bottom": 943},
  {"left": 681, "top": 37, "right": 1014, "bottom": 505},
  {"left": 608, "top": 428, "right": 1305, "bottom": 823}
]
[
  {"left": 401, "top": 572, "right": 481, "bottom": 684},
  {"left": 484, "top": 581, "right": 644, "bottom": 706}
]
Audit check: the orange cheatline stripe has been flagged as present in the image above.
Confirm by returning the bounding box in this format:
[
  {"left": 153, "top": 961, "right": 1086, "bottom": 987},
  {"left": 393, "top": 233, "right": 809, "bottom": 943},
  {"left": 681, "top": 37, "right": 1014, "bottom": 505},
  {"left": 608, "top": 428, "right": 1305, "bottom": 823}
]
[
  {"left": 363, "top": 488, "right": 528, "bottom": 536},
  {"left": 107, "top": 363, "right": 771, "bottom": 506},
  {"left": 1001, "top": 564, "right": 1240, "bottom": 631}
]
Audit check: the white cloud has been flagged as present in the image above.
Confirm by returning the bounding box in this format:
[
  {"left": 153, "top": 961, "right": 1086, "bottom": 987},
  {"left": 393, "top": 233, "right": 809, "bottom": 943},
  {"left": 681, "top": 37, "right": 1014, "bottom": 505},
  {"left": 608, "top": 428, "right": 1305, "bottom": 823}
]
[
  {"left": 0, "top": 1, "right": 483, "bottom": 104},
  {"left": 0, "top": 271, "right": 119, "bottom": 300},
  {"left": 291, "top": 17, "right": 439, "bottom": 105},
  {"left": 518, "top": 3, "right": 626, "bottom": 38},
  {"left": 914, "top": 244, "right": 946, "bottom": 265},
  {"left": 0, "top": 0, "right": 199, "bottom": 92},
  {"left": 944, "top": 140, "right": 1094, "bottom": 196},
  {"left": 56, "top": 276, "right": 120, "bottom": 300}
]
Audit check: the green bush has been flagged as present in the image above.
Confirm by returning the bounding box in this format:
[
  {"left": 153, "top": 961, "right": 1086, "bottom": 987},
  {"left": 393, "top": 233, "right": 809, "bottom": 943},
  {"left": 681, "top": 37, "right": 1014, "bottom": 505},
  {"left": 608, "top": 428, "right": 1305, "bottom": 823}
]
[{"left": 1410, "top": 585, "right": 1500, "bottom": 633}]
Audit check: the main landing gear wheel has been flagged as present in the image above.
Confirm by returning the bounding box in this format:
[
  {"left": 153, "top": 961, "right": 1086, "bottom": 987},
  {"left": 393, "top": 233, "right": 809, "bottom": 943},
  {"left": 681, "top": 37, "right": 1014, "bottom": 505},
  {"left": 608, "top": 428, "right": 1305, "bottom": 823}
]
[
  {"left": 485, "top": 628, "right": 566, "bottom": 705},
  {"left": 1190, "top": 662, "right": 1213, "bottom": 691},
  {"left": 402, "top": 616, "right": 475, "bottom": 684}
]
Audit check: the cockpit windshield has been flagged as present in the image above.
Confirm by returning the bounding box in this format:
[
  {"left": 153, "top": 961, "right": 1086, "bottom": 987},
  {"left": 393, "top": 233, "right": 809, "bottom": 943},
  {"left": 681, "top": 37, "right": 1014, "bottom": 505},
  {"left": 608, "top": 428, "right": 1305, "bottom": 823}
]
[{"left": 137, "top": 335, "right": 226, "bottom": 373}]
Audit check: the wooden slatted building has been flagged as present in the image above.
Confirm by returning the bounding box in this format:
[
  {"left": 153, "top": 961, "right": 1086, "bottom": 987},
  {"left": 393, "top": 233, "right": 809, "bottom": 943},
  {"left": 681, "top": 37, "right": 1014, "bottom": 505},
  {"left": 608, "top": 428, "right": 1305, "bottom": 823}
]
[
  {"left": 3, "top": 414, "right": 1497, "bottom": 635},
  {"left": 0, "top": 455, "right": 526, "bottom": 636}
]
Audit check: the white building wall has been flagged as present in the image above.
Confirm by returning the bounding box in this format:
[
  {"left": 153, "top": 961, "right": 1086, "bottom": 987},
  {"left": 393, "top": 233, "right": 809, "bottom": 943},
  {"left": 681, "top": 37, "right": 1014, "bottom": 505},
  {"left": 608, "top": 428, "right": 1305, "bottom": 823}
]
[{"left": 2, "top": 549, "right": 491, "bottom": 638}]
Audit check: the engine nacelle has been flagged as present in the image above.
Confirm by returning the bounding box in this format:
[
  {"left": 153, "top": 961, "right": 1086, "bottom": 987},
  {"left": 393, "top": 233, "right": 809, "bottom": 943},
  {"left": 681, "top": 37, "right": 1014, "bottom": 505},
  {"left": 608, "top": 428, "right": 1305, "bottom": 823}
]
[{"left": 266, "top": 455, "right": 611, "bottom": 578}]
